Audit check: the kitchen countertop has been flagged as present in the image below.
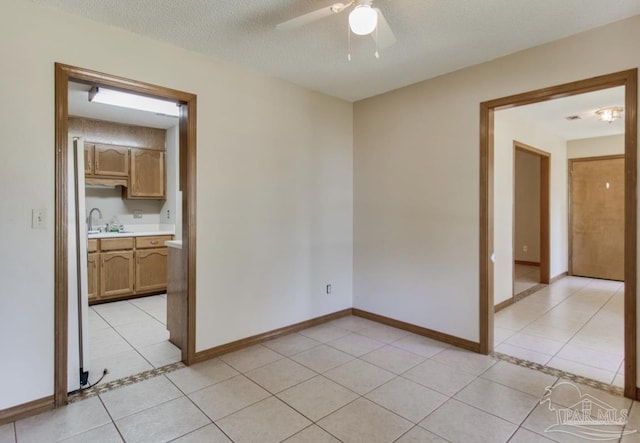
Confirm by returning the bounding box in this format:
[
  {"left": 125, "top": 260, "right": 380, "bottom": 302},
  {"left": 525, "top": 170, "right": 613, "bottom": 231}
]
[{"left": 88, "top": 230, "right": 175, "bottom": 239}]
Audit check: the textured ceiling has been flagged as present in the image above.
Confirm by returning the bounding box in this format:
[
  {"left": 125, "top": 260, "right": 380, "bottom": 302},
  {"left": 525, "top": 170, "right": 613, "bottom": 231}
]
[{"left": 34, "top": 0, "right": 640, "bottom": 101}]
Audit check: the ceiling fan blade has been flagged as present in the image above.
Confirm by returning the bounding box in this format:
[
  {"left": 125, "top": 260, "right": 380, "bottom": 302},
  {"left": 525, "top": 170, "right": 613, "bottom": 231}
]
[
  {"left": 276, "top": 3, "right": 346, "bottom": 31},
  {"left": 373, "top": 8, "right": 396, "bottom": 49}
]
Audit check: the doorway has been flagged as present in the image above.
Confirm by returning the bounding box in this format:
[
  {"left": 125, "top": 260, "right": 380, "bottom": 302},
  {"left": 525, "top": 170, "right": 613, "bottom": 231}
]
[
  {"left": 54, "top": 64, "right": 198, "bottom": 406},
  {"left": 513, "top": 142, "right": 551, "bottom": 298},
  {"left": 479, "top": 69, "right": 637, "bottom": 398}
]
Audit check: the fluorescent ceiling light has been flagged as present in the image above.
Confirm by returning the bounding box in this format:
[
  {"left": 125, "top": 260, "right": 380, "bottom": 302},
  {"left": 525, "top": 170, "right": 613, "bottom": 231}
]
[{"left": 89, "top": 86, "right": 179, "bottom": 117}]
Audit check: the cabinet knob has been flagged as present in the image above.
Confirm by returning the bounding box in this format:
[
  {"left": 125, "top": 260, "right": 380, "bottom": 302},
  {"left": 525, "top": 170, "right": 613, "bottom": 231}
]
[{"left": 151, "top": 240, "right": 158, "bottom": 245}]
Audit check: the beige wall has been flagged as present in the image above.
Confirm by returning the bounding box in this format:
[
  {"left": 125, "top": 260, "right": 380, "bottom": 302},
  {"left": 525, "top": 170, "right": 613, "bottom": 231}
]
[
  {"left": 353, "top": 16, "right": 638, "bottom": 341},
  {"left": 568, "top": 134, "right": 625, "bottom": 158},
  {"left": 0, "top": 0, "right": 353, "bottom": 410},
  {"left": 514, "top": 150, "right": 541, "bottom": 263}
]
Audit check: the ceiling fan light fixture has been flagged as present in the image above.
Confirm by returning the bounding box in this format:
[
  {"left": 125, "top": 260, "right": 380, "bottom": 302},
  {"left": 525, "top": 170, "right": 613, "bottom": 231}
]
[
  {"left": 595, "top": 106, "right": 623, "bottom": 123},
  {"left": 349, "top": 4, "right": 377, "bottom": 35}
]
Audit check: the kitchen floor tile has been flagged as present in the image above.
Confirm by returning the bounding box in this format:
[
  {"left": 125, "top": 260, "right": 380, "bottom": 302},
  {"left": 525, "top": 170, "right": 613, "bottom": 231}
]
[
  {"left": 262, "top": 333, "right": 320, "bottom": 356},
  {"left": 327, "top": 332, "right": 385, "bottom": 357},
  {"left": 403, "top": 359, "right": 477, "bottom": 396},
  {"left": 360, "top": 344, "right": 426, "bottom": 374},
  {"left": 283, "top": 425, "right": 341, "bottom": 443},
  {"left": 395, "top": 426, "right": 450, "bottom": 442},
  {"left": 277, "top": 375, "right": 359, "bottom": 421},
  {"left": 14, "top": 397, "right": 110, "bottom": 443},
  {"left": 318, "top": 398, "right": 413, "bottom": 443},
  {"left": 115, "top": 397, "right": 210, "bottom": 443},
  {"left": 188, "top": 375, "right": 270, "bottom": 421},
  {"left": 323, "top": 359, "right": 395, "bottom": 395},
  {"left": 171, "top": 423, "right": 232, "bottom": 443},
  {"left": 390, "top": 334, "right": 449, "bottom": 358},
  {"left": 290, "top": 344, "right": 354, "bottom": 373},
  {"left": 366, "top": 377, "right": 448, "bottom": 423},
  {"left": 165, "top": 358, "right": 238, "bottom": 394},
  {"left": 453, "top": 377, "right": 539, "bottom": 424},
  {"left": 480, "top": 361, "right": 557, "bottom": 397},
  {"left": 245, "top": 357, "right": 316, "bottom": 393},
  {"left": 58, "top": 423, "right": 123, "bottom": 443},
  {"left": 216, "top": 397, "right": 311, "bottom": 443},
  {"left": 218, "top": 344, "right": 283, "bottom": 373},
  {"left": 99, "top": 375, "right": 182, "bottom": 420},
  {"left": 0, "top": 423, "right": 14, "bottom": 443},
  {"left": 419, "top": 399, "right": 517, "bottom": 443}
]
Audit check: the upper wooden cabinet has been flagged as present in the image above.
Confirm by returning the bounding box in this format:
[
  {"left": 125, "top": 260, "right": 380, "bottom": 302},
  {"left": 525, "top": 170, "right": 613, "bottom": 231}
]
[
  {"left": 127, "top": 148, "right": 165, "bottom": 199},
  {"left": 85, "top": 143, "right": 129, "bottom": 177}
]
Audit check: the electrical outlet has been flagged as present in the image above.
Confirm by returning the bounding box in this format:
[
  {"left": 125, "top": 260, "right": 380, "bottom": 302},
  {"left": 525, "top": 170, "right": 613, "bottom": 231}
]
[
  {"left": 523, "top": 245, "right": 528, "bottom": 252},
  {"left": 32, "top": 209, "right": 46, "bottom": 229},
  {"left": 326, "top": 284, "right": 332, "bottom": 294},
  {"left": 167, "top": 209, "right": 171, "bottom": 220},
  {"left": 133, "top": 209, "right": 142, "bottom": 219}
]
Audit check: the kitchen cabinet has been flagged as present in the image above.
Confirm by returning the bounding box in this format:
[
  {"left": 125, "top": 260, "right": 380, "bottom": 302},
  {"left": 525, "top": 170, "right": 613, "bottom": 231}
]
[
  {"left": 88, "top": 234, "right": 173, "bottom": 304},
  {"left": 100, "top": 251, "right": 135, "bottom": 298},
  {"left": 87, "top": 253, "right": 99, "bottom": 302},
  {"left": 136, "top": 249, "right": 168, "bottom": 292},
  {"left": 127, "top": 148, "right": 165, "bottom": 199},
  {"left": 135, "top": 235, "right": 171, "bottom": 292},
  {"left": 85, "top": 143, "right": 129, "bottom": 177}
]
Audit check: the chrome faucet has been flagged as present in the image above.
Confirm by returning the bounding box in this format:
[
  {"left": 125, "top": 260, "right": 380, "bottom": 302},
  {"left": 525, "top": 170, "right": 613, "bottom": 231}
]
[{"left": 88, "top": 207, "right": 103, "bottom": 232}]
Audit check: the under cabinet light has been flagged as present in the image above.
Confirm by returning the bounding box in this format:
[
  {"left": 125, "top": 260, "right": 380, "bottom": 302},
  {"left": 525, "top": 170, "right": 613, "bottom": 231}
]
[{"left": 89, "top": 86, "right": 179, "bottom": 117}]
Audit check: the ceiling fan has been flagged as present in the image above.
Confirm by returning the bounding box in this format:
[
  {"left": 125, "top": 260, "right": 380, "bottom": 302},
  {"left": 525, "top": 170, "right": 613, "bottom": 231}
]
[{"left": 276, "top": 0, "right": 397, "bottom": 50}]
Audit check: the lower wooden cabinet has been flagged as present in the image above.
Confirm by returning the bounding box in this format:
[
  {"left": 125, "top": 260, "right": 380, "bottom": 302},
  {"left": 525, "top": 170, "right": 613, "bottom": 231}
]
[
  {"left": 88, "top": 235, "right": 172, "bottom": 304},
  {"left": 100, "top": 251, "right": 135, "bottom": 297},
  {"left": 87, "top": 252, "right": 99, "bottom": 302},
  {"left": 136, "top": 248, "right": 168, "bottom": 292}
]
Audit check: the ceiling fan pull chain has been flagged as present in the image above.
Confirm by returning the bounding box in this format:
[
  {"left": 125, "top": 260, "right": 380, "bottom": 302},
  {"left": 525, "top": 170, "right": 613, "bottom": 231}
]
[
  {"left": 374, "top": 24, "right": 380, "bottom": 59},
  {"left": 347, "top": 22, "right": 352, "bottom": 61}
]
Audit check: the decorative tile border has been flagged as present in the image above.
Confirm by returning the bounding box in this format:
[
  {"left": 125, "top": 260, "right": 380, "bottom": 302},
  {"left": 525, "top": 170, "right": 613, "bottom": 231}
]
[
  {"left": 68, "top": 361, "right": 185, "bottom": 403},
  {"left": 491, "top": 351, "right": 623, "bottom": 396},
  {"left": 514, "top": 283, "right": 547, "bottom": 301}
]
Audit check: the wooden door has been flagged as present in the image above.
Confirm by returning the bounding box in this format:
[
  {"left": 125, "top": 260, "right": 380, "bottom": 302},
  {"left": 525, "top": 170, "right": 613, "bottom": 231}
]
[
  {"left": 128, "top": 148, "right": 165, "bottom": 199},
  {"left": 100, "top": 251, "right": 134, "bottom": 297},
  {"left": 93, "top": 143, "right": 129, "bottom": 177},
  {"left": 570, "top": 156, "right": 624, "bottom": 280},
  {"left": 135, "top": 248, "right": 168, "bottom": 292}
]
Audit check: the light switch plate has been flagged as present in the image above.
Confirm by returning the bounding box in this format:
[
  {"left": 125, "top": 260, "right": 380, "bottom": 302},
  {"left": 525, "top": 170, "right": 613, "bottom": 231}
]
[{"left": 32, "top": 209, "right": 46, "bottom": 229}]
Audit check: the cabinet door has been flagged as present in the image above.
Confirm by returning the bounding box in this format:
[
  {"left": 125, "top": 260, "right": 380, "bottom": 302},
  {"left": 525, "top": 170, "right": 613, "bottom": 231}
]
[
  {"left": 94, "top": 144, "right": 129, "bottom": 177},
  {"left": 100, "top": 251, "right": 134, "bottom": 297},
  {"left": 87, "top": 252, "right": 99, "bottom": 302},
  {"left": 128, "top": 148, "right": 165, "bottom": 199},
  {"left": 84, "top": 144, "right": 94, "bottom": 174},
  {"left": 135, "top": 248, "right": 168, "bottom": 293}
]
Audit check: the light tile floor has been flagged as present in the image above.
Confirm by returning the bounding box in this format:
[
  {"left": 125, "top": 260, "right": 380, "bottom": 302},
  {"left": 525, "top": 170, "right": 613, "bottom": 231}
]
[
  {"left": 86, "top": 294, "right": 181, "bottom": 386},
  {"left": 514, "top": 264, "right": 541, "bottom": 295},
  {"left": 496, "top": 274, "right": 625, "bottom": 387},
  {"left": 4, "top": 315, "right": 638, "bottom": 442}
]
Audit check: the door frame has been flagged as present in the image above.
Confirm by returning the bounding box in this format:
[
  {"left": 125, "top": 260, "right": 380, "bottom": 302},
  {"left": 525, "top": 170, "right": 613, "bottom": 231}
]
[
  {"left": 568, "top": 154, "right": 625, "bottom": 278},
  {"left": 479, "top": 69, "right": 638, "bottom": 398},
  {"left": 54, "top": 63, "right": 198, "bottom": 406},
  {"left": 513, "top": 141, "right": 551, "bottom": 289}
]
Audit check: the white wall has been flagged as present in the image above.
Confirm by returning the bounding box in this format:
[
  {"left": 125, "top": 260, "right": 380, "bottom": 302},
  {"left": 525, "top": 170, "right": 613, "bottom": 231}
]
[
  {"left": 0, "top": 0, "right": 353, "bottom": 410},
  {"left": 493, "top": 112, "right": 568, "bottom": 305},
  {"left": 568, "top": 134, "right": 624, "bottom": 158},
  {"left": 514, "top": 150, "right": 541, "bottom": 263},
  {"left": 85, "top": 187, "right": 164, "bottom": 228},
  {"left": 354, "top": 15, "right": 639, "bottom": 341}
]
